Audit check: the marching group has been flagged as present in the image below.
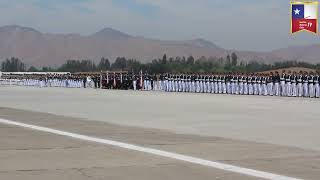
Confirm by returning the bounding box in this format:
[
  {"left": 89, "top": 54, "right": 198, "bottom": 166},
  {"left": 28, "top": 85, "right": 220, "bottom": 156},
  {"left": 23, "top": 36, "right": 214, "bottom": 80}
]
[{"left": 1, "top": 70, "right": 320, "bottom": 98}]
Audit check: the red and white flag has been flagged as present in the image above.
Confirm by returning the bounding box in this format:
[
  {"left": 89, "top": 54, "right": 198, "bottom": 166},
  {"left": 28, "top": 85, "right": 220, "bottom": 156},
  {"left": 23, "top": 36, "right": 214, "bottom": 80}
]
[{"left": 291, "top": 1, "right": 318, "bottom": 34}]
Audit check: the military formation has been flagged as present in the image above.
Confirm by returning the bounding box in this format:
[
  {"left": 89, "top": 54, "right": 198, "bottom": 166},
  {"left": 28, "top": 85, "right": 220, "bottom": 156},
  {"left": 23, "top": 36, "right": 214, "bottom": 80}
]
[
  {"left": 0, "top": 73, "right": 101, "bottom": 89},
  {"left": 156, "top": 71, "right": 319, "bottom": 98},
  {"left": 1, "top": 70, "right": 319, "bottom": 98}
]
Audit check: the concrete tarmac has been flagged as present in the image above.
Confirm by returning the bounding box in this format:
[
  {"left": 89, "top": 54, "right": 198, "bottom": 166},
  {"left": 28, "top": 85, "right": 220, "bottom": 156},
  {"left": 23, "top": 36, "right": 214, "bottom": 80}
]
[
  {"left": 0, "top": 86, "right": 320, "bottom": 179},
  {"left": 0, "top": 86, "right": 320, "bottom": 151},
  {"left": 1, "top": 108, "right": 320, "bottom": 180}
]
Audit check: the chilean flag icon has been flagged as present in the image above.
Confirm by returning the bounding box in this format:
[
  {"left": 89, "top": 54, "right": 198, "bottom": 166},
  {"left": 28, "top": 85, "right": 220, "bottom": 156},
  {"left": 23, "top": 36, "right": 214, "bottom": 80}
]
[{"left": 291, "top": 1, "right": 318, "bottom": 34}]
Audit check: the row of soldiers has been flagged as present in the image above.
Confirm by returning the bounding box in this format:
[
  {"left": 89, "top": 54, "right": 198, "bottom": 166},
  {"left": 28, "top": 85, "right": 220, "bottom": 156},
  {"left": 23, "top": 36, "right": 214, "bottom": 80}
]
[
  {"left": 1, "top": 71, "right": 319, "bottom": 98},
  {"left": 100, "top": 71, "right": 319, "bottom": 98},
  {"left": 156, "top": 71, "right": 319, "bottom": 98},
  {"left": 0, "top": 73, "right": 98, "bottom": 88}
]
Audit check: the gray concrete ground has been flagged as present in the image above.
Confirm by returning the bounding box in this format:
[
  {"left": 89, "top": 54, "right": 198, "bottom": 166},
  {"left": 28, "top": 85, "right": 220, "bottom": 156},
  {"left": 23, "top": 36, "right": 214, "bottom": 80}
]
[
  {"left": 1, "top": 108, "right": 320, "bottom": 180},
  {"left": 0, "top": 108, "right": 258, "bottom": 180},
  {"left": 0, "top": 86, "right": 320, "bottom": 151},
  {"left": 0, "top": 86, "right": 320, "bottom": 179}
]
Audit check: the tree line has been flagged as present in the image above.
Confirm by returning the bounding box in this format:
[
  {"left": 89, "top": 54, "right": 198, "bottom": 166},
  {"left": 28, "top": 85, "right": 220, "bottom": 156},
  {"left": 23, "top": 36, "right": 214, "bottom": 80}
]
[{"left": 1, "top": 54, "right": 320, "bottom": 73}]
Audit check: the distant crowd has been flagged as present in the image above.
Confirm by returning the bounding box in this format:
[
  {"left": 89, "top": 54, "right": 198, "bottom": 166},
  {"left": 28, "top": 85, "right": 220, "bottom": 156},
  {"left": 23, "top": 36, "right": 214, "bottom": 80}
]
[{"left": 1, "top": 70, "right": 319, "bottom": 98}]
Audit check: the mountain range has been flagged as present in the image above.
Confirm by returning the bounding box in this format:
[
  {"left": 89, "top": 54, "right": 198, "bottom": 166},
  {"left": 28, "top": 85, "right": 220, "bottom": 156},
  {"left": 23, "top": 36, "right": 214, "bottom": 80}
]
[{"left": 0, "top": 25, "right": 319, "bottom": 67}]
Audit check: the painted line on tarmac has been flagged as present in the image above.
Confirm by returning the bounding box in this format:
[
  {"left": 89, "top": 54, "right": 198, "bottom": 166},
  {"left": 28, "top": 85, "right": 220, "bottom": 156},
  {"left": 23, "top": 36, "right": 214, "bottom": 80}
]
[{"left": 0, "top": 118, "right": 302, "bottom": 180}]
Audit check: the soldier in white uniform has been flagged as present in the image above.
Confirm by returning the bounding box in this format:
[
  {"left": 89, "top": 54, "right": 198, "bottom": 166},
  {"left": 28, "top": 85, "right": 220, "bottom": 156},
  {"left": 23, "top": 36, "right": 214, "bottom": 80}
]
[
  {"left": 314, "top": 73, "right": 320, "bottom": 98},
  {"left": 268, "top": 73, "right": 274, "bottom": 96},
  {"left": 217, "top": 75, "right": 222, "bottom": 94},
  {"left": 248, "top": 75, "right": 253, "bottom": 95},
  {"left": 303, "top": 73, "right": 309, "bottom": 97},
  {"left": 253, "top": 75, "right": 258, "bottom": 95},
  {"left": 238, "top": 74, "right": 244, "bottom": 95},
  {"left": 243, "top": 75, "right": 248, "bottom": 95},
  {"left": 297, "top": 72, "right": 303, "bottom": 97},
  {"left": 291, "top": 72, "right": 297, "bottom": 97},
  {"left": 280, "top": 71, "right": 286, "bottom": 96},
  {"left": 285, "top": 72, "right": 292, "bottom": 97},
  {"left": 309, "top": 73, "right": 315, "bottom": 98},
  {"left": 262, "top": 75, "right": 267, "bottom": 96}
]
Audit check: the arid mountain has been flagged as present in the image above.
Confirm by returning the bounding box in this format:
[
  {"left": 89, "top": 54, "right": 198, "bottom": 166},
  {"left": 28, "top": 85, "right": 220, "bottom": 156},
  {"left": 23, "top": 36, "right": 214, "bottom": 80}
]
[
  {"left": 0, "top": 25, "right": 319, "bottom": 67},
  {"left": 271, "top": 44, "right": 320, "bottom": 63}
]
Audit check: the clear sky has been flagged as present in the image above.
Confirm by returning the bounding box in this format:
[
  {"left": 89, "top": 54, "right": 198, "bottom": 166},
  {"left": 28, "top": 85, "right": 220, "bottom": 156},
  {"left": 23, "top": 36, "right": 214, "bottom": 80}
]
[{"left": 1, "top": 0, "right": 319, "bottom": 51}]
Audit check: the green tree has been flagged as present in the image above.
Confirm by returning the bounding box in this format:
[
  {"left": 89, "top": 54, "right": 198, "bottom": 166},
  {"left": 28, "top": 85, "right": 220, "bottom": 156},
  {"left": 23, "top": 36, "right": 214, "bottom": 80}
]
[
  {"left": 162, "top": 54, "right": 167, "bottom": 64},
  {"left": 231, "top": 52, "right": 238, "bottom": 66},
  {"left": 1, "top": 57, "right": 26, "bottom": 72},
  {"left": 111, "top": 57, "right": 127, "bottom": 70},
  {"left": 225, "top": 55, "right": 232, "bottom": 70},
  {"left": 187, "top": 56, "right": 195, "bottom": 65},
  {"left": 98, "top": 58, "right": 110, "bottom": 71},
  {"left": 28, "top": 66, "right": 39, "bottom": 72}
]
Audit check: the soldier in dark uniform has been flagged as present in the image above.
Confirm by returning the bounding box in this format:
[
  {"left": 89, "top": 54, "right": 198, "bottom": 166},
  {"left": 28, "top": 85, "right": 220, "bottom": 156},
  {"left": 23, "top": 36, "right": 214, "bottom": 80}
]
[
  {"left": 83, "top": 76, "right": 87, "bottom": 88},
  {"left": 93, "top": 76, "right": 98, "bottom": 89}
]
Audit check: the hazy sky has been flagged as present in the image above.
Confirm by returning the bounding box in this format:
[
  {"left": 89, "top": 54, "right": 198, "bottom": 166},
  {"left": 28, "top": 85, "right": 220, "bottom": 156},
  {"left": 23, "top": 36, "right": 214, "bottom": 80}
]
[{"left": 1, "top": 0, "right": 319, "bottom": 51}]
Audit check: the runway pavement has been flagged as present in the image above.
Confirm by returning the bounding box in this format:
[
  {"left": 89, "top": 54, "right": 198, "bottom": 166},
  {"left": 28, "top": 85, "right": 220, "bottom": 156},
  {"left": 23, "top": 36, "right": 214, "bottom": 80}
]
[{"left": 0, "top": 86, "right": 320, "bottom": 179}]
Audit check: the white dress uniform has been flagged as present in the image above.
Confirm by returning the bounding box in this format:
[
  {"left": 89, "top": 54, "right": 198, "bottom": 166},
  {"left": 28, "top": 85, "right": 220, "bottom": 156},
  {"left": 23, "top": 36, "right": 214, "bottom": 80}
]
[
  {"left": 257, "top": 77, "right": 262, "bottom": 96},
  {"left": 314, "top": 76, "right": 320, "bottom": 98},
  {"left": 309, "top": 76, "right": 315, "bottom": 98},
  {"left": 226, "top": 76, "right": 231, "bottom": 94},
  {"left": 248, "top": 77, "right": 253, "bottom": 95},
  {"left": 217, "top": 76, "right": 222, "bottom": 94},
  {"left": 303, "top": 75, "right": 309, "bottom": 97},
  {"left": 210, "top": 76, "right": 214, "bottom": 94},
  {"left": 230, "top": 76, "right": 235, "bottom": 94},
  {"left": 262, "top": 77, "right": 267, "bottom": 96},
  {"left": 213, "top": 76, "right": 218, "bottom": 94},
  {"left": 280, "top": 73, "right": 286, "bottom": 96},
  {"left": 286, "top": 74, "right": 292, "bottom": 97},
  {"left": 297, "top": 75, "right": 303, "bottom": 97},
  {"left": 222, "top": 76, "right": 227, "bottom": 94},
  {"left": 178, "top": 75, "right": 182, "bottom": 92},
  {"left": 243, "top": 77, "right": 248, "bottom": 95},
  {"left": 253, "top": 77, "right": 258, "bottom": 95},
  {"left": 239, "top": 76, "right": 244, "bottom": 95},
  {"left": 200, "top": 76, "right": 204, "bottom": 93},
  {"left": 291, "top": 75, "right": 297, "bottom": 97},
  {"left": 267, "top": 76, "right": 274, "bottom": 96}
]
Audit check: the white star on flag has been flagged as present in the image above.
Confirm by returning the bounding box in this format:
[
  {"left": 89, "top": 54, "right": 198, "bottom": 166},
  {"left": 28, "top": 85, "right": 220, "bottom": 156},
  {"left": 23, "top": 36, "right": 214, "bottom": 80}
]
[{"left": 294, "top": 8, "right": 300, "bottom": 15}]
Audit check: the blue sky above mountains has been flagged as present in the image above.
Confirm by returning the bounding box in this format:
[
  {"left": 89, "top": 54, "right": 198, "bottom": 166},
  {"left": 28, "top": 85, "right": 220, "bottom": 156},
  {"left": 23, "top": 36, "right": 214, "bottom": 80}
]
[{"left": 0, "top": 0, "right": 318, "bottom": 51}]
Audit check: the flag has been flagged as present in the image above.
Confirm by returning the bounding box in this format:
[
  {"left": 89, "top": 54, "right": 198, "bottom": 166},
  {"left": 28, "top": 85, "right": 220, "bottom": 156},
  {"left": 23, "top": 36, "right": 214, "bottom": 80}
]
[
  {"left": 106, "top": 72, "right": 109, "bottom": 84},
  {"left": 113, "top": 72, "right": 116, "bottom": 87},
  {"left": 291, "top": 1, "right": 318, "bottom": 34},
  {"left": 140, "top": 70, "right": 143, "bottom": 90}
]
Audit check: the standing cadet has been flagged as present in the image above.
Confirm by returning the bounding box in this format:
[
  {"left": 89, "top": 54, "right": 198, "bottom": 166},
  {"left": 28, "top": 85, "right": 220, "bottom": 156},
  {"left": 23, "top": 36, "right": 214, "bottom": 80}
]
[
  {"left": 262, "top": 74, "right": 267, "bottom": 96},
  {"left": 253, "top": 74, "right": 258, "bottom": 95},
  {"left": 303, "top": 72, "right": 309, "bottom": 97},
  {"left": 83, "top": 76, "right": 87, "bottom": 88},
  {"left": 222, "top": 74, "right": 227, "bottom": 94},
  {"left": 243, "top": 74, "right": 248, "bottom": 95},
  {"left": 248, "top": 75, "right": 253, "bottom": 95},
  {"left": 285, "top": 71, "right": 292, "bottom": 97},
  {"left": 280, "top": 71, "right": 286, "bottom": 96},
  {"left": 225, "top": 73, "right": 231, "bottom": 94},
  {"left": 315, "top": 73, "right": 320, "bottom": 98},
  {"left": 257, "top": 75, "right": 262, "bottom": 96},
  {"left": 291, "top": 72, "right": 297, "bottom": 97},
  {"left": 309, "top": 72, "right": 315, "bottom": 98},
  {"left": 297, "top": 72, "right": 303, "bottom": 97},
  {"left": 238, "top": 74, "right": 244, "bottom": 95},
  {"left": 268, "top": 73, "right": 274, "bottom": 96},
  {"left": 217, "top": 74, "right": 222, "bottom": 94}
]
